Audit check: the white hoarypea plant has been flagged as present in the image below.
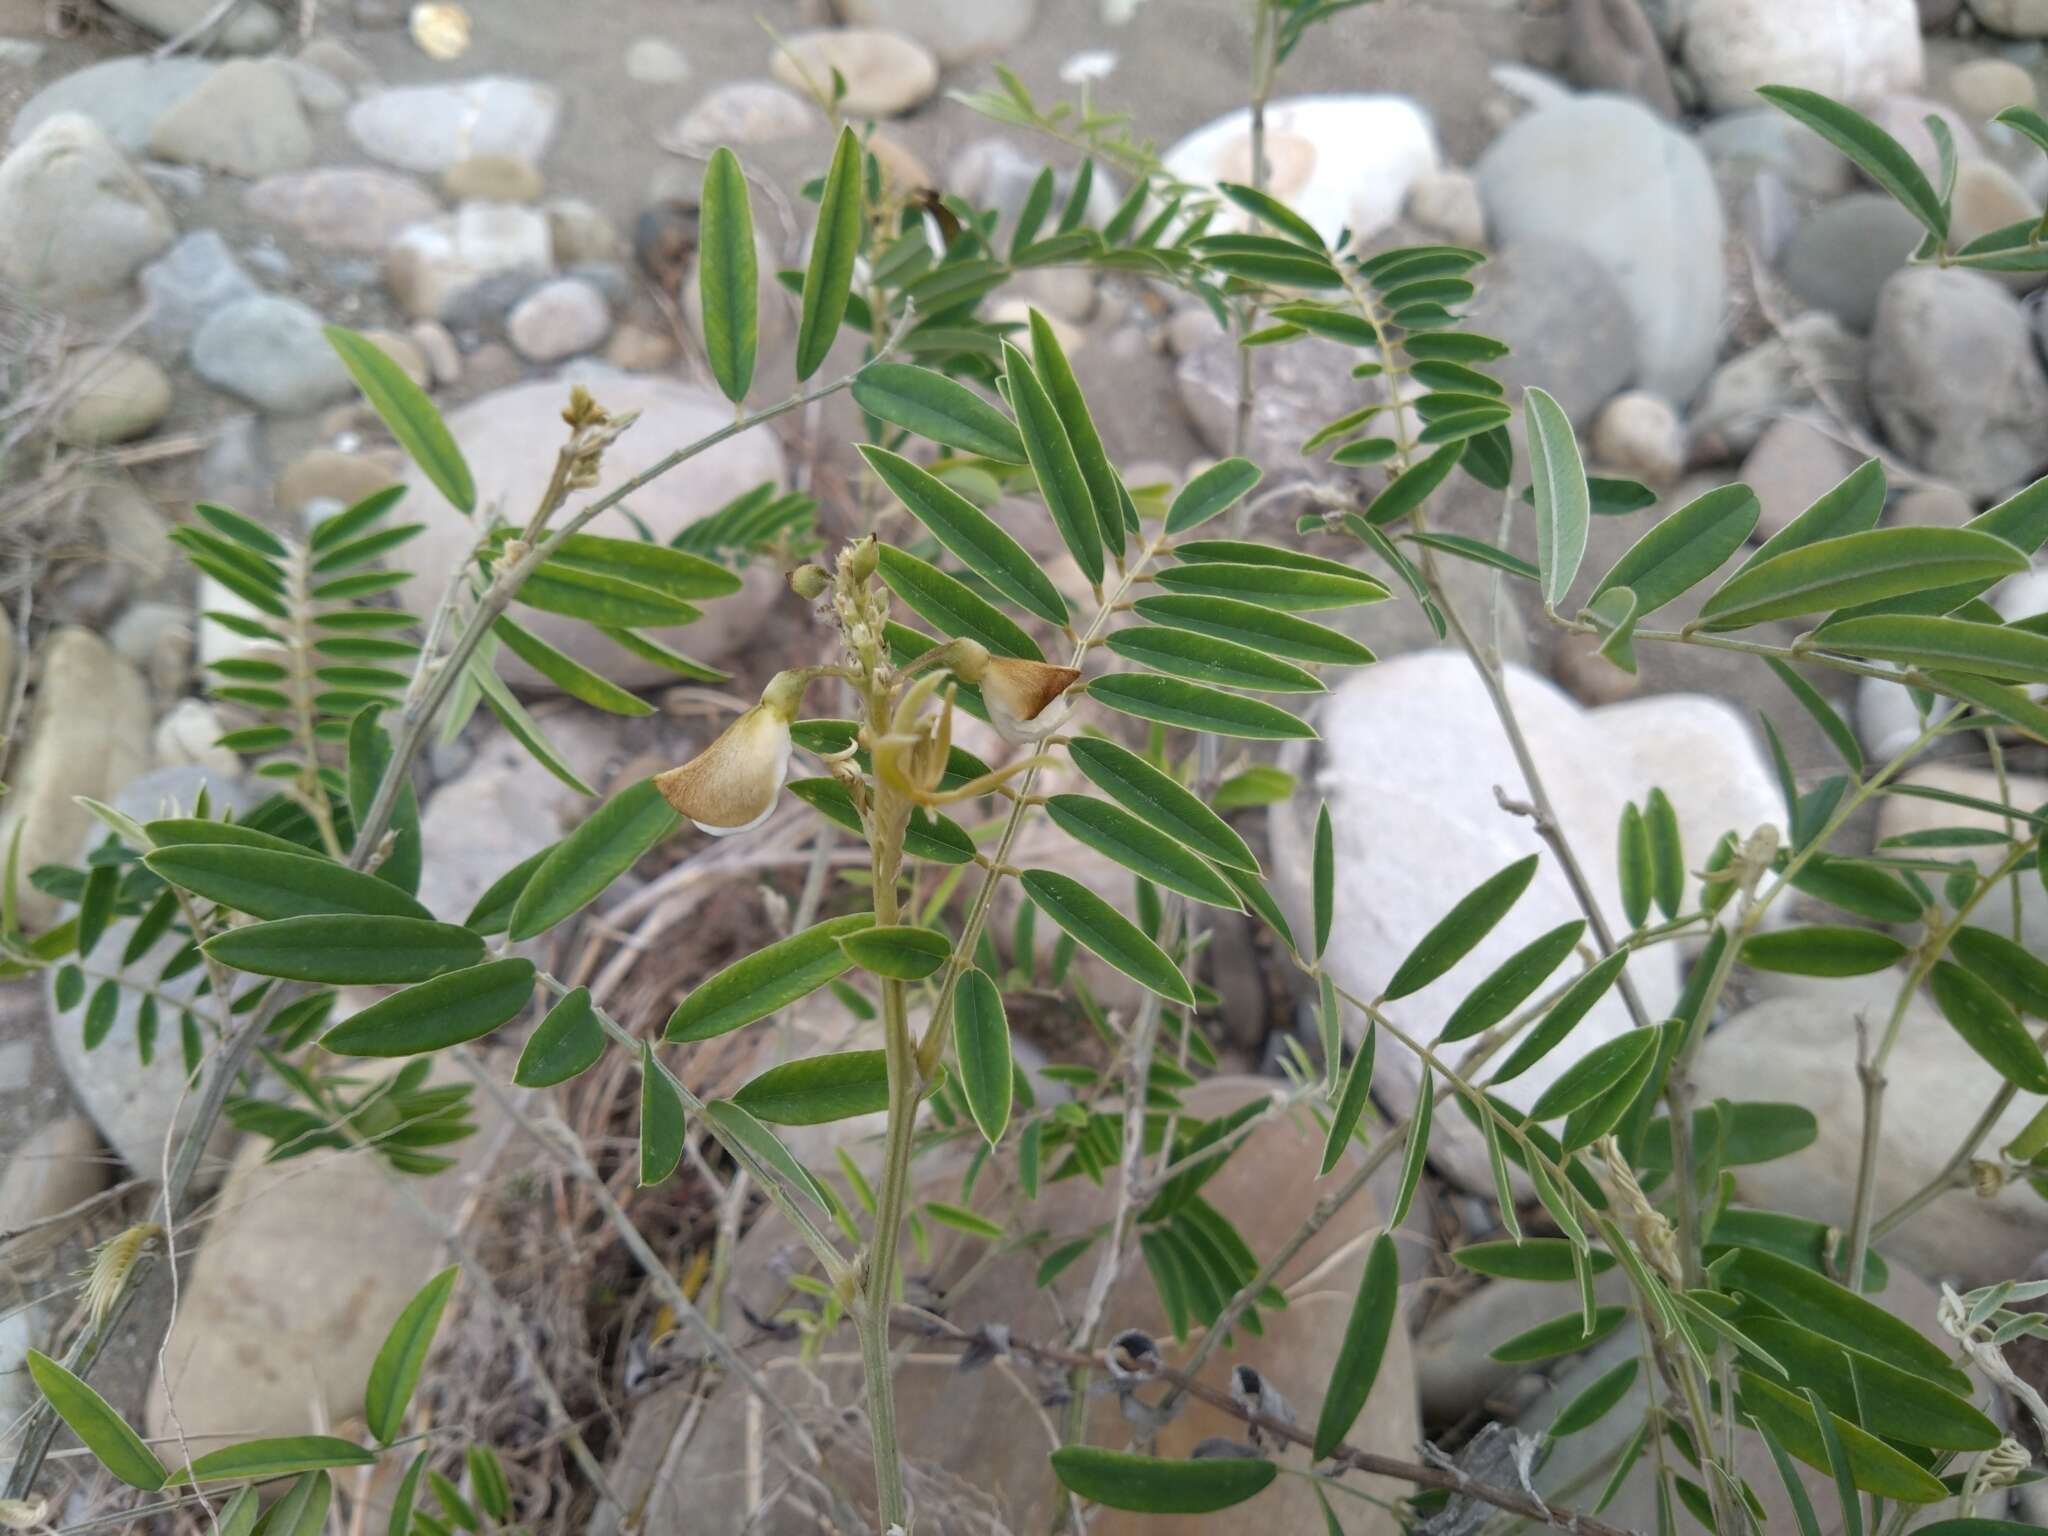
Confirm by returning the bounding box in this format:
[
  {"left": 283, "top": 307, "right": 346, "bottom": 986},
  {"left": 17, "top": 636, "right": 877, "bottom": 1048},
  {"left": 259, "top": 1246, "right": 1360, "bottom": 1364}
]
[{"left": 13, "top": 29, "right": 2048, "bottom": 1536}]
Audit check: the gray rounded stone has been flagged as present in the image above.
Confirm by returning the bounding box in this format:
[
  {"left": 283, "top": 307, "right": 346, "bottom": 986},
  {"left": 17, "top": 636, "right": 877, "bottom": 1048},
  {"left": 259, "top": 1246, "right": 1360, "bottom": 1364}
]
[
  {"left": 1779, "top": 193, "right": 1926, "bottom": 332},
  {"left": 191, "top": 295, "right": 355, "bottom": 414}
]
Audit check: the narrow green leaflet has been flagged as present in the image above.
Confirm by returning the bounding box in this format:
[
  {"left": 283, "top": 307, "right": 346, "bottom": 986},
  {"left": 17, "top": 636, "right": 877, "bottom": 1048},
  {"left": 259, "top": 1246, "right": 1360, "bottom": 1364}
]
[
  {"left": 509, "top": 779, "right": 681, "bottom": 940},
  {"left": 322, "top": 959, "right": 536, "bottom": 1055},
  {"left": 639, "top": 1041, "right": 686, "bottom": 1184},
  {"left": 1384, "top": 854, "right": 1539, "bottom": 1001},
  {"left": 1618, "top": 803, "right": 1651, "bottom": 929},
  {"left": 206, "top": 915, "right": 484, "bottom": 985},
  {"left": 324, "top": 326, "right": 474, "bottom": 513},
  {"left": 1812, "top": 614, "right": 2048, "bottom": 686},
  {"left": 1441, "top": 920, "right": 1584, "bottom": 1042},
  {"left": 1552, "top": 1358, "right": 1640, "bottom": 1438},
  {"left": 1743, "top": 1318, "right": 1999, "bottom": 1450},
  {"left": 1003, "top": 340, "right": 1102, "bottom": 584},
  {"left": 463, "top": 845, "right": 553, "bottom": 937},
  {"left": 1320, "top": 1022, "right": 1376, "bottom": 1175},
  {"left": 1048, "top": 1447, "right": 1276, "bottom": 1514},
  {"left": 492, "top": 617, "right": 654, "bottom": 717},
  {"left": 1153, "top": 559, "right": 1385, "bottom": 611},
  {"left": 1066, "top": 735, "right": 1258, "bottom": 871},
  {"left": 839, "top": 924, "right": 951, "bottom": 980},
  {"left": 1491, "top": 1306, "right": 1627, "bottom": 1363},
  {"left": 1020, "top": 868, "right": 1193, "bottom": 1005},
  {"left": 1165, "top": 457, "right": 1262, "bottom": 536},
  {"left": 1766, "top": 658, "right": 1864, "bottom": 776},
  {"left": 697, "top": 145, "right": 757, "bottom": 402},
  {"left": 1525, "top": 387, "right": 1589, "bottom": 610},
  {"left": 26, "top": 1349, "right": 167, "bottom": 1490},
  {"left": 364, "top": 1266, "right": 457, "bottom": 1444},
  {"left": 955, "top": 967, "right": 1012, "bottom": 1145},
  {"left": 1362, "top": 441, "right": 1465, "bottom": 527},
  {"left": 666, "top": 912, "right": 877, "bottom": 1041},
  {"left": 1217, "top": 179, "right": 1325, "bottom": 249},
  {"left": 860, "top": 446, "right": 1065, "bottom": 624},
  {"left": 1718, "top": 1248, "right": 1971, "bottom": 1392},
  {"left": 1738, "top": 1373, "right": 1948, "bottom": 1504},
  {"left": 701, "top": 1098, "right": 833, "bottom": 1212},
  {"left": 1132, "top": 593, "right": 1375, "bottom": 666},
  {"left": 1312, "top": 802, "right": 1335, "bottom": 958},
  {"left": 795, "top": 125, "right": 861, "bottom": 380},
  {"left": 1527, "top": 1029, "right": 1656, "bottom": 1121},
  {"left": 514, "top": 986, "right": 607, "bottom": 1088},
  {"left": 734, "top": 1049, "right": 888, "bottom": 1124},
  {"left": 1313, "top": 1233, "right": 1400, "bottom": 1459},
  {"left": 1454, "top": 1238, "right": 1616, "bottom": 1282},
  {"left": 1591, "top": 485, "right": 1758, "bottom": 617},
  {"left": 1741, "top": 926, "right": 1908, "bottom": 977},
  {"left": 1700, "top": 528, "right": 2026, "bottom": 630},
  {"left": 1087, "top": 672, "right": 1315, "bottom": 740},
  {"left": 180, "top": 1445, "right": 373, "bottom": 1495},
  {"left": 145, "top": 846, "right": 431, "bottom": 922},
  {"left": 877, "top": 543, "right": 1044, "bottom": 660},
  {"left": 1104, "top": 625, "right": 1323, "bottom": 692},
  {"left": 262, "top": 1473, "right": 334, "bottom": 1536},
  {"left": 1951, "top": 924, "right": 2048, "bottom": 1016},
  {"left": 851, "top": 363, "right": 1027, "bottom": 463},
  {"left": 1758, "top": 86, "right": 1947, "bottom": 240},
  {"left": 1927, "top": 959, "right": 2048, "bottom": 1091},
  {"left": 1493, "top": 949, "right": 1630, "bottom": 1083},
  {"left": 1030, "top": 309, "right": 1125, "bottom": 558},
  {"left": 1737, "top": 459, "right": 1888, "bottom": 577},
  {"left": 1044, "top": 795, "right": 1241, "bottom": 908}
]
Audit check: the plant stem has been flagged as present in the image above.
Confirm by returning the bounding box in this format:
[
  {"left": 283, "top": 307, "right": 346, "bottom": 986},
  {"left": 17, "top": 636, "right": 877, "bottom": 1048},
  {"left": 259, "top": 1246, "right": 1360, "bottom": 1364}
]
[
  {"left": 1838, "top": 828, "right": 2041, "bottom": 1291},
  {"left": 859, "top": 741, "right": 916, "bottom": 1529}
]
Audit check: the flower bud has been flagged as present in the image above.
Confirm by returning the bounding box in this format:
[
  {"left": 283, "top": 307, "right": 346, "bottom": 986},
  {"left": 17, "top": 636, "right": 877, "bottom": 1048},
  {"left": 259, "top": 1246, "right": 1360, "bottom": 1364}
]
[
  {"left": 980, "top": 657, "right": 1082, "bottom": 745},
  {"left": 844, "top": 534, "right": 880, "bottom": 585},
  {"left": 654, "top": 671, "right": 806, "bottom": 836},
  {"left": 788, "top": 563, "right": 831, "bottom": 600}
]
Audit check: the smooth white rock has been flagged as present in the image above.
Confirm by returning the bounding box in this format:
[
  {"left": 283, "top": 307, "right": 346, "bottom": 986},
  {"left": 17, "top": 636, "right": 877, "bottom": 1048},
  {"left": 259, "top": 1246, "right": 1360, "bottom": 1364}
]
[{"left": 1164, "top": 94, "right": 1440, "bottom": 248}]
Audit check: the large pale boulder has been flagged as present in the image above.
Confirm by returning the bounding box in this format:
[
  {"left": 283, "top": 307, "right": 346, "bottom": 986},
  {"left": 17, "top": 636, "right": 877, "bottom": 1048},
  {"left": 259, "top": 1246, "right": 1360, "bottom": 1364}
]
[
  {"left": 607, "top": 1077, "right": 1419, "bottom": 1534},
  {"left": 1683, "top": 0, "right": 1923, "bottom": 113},
  {"left": 1164, "top": 95, "right": 1440, "bottom": 249},
  {"left": 0, "top": 114, "right": 174, "bottom": 305},
  {"left": 400, "top": 370, "right": 788, "bottom": 689},
  {"left": 1475, "top": 94, "right": 1726, "bottom": 404},
  {"left": 1270, "top": 653, "right": 1783, "bottom": 1191}
]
